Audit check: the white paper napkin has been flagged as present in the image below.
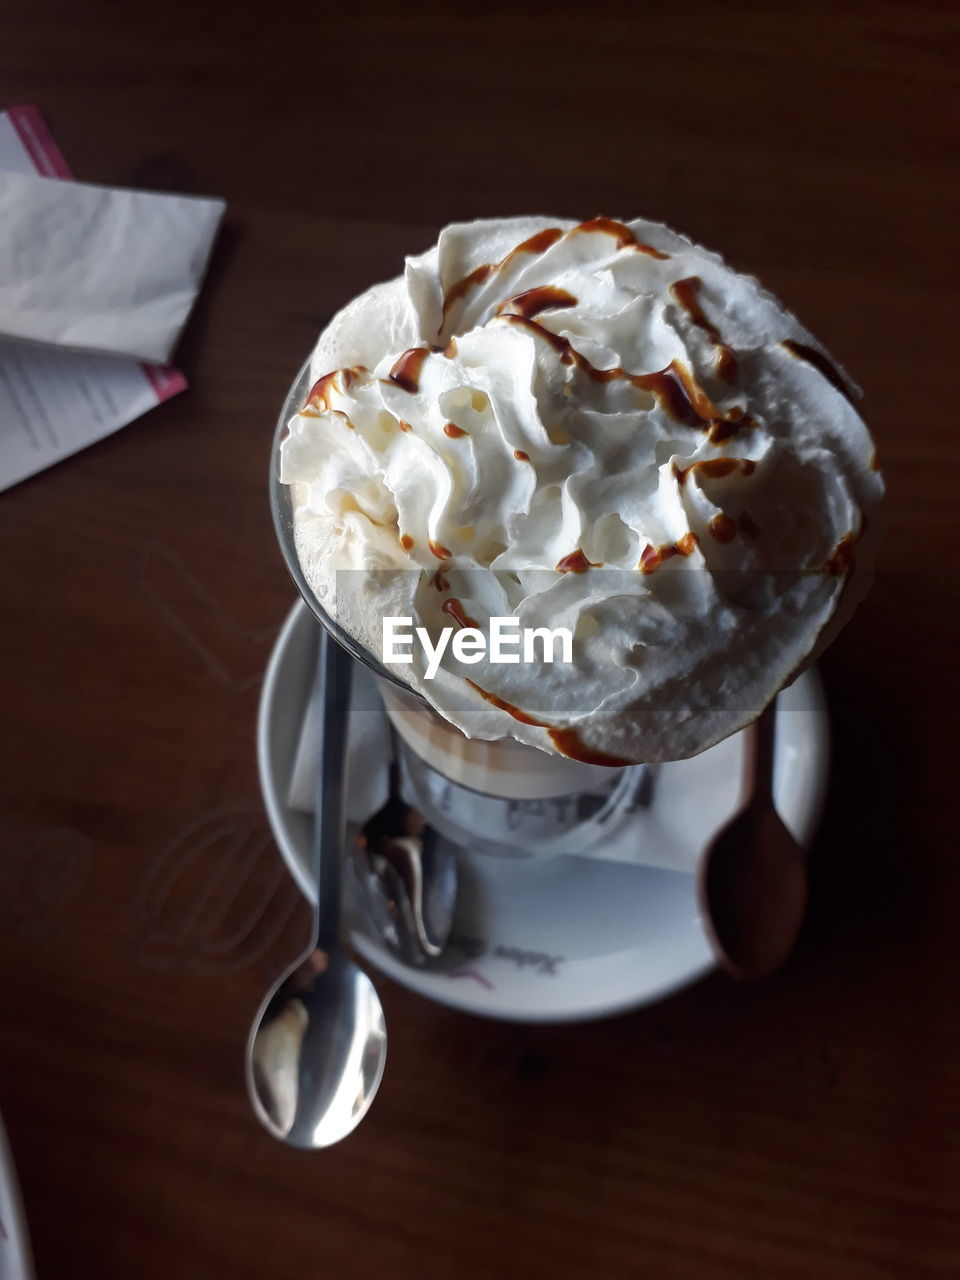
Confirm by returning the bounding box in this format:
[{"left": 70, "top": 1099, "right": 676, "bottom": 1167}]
[
  {"left": 0, "top": 106, "right": 193, "bottom": 491},
  {"left": 288, "top": 662, "right": 392, "bottom": 825},
  {"left": 0, "top": 1108, "right": 34, "bottom": 1280},
  {"left": 0, "top": 169, "right": 224, "bottom": 362}
]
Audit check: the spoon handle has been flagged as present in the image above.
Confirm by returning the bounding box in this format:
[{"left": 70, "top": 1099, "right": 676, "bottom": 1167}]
[
  {"left": 314, "top": 627, "right": 353, "bottom": 949},
  {"left": 742, "top": 699, "right": 778, "bottom": 809}
]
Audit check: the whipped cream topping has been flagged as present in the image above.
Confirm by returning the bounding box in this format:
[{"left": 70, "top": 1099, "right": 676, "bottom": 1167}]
[{"left": 280, "top": 216, "right": 883, "bottom": 763}]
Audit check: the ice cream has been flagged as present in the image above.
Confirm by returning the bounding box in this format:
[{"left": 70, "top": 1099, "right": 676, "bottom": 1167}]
[{"left": 279, "top": 216, "right": 882, "bottom": 764}]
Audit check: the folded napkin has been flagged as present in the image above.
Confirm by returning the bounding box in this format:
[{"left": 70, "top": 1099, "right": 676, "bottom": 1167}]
[{"left": 0, "top": 169, "right": 224, "bottom": 362}]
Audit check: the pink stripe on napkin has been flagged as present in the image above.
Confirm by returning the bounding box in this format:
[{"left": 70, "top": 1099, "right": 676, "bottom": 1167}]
[{"left": 8, "top": 104, "right": 74, "bottom": 179}]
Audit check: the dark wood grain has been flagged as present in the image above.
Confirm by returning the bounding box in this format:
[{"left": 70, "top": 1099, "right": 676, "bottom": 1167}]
[{"left": 1, "top": 3, "right": 958, "bottom": 1277}]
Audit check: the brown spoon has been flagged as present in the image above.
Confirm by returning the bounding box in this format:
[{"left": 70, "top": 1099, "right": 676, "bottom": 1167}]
[{"left": 697, "top": 700, "right": 808, "bottom": 980}]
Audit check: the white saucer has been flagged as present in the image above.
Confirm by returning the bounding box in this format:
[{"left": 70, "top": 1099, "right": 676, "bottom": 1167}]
[
  {"left": 0, "top": 1111, "right": 34, "bottom": 1280},
  {"left": 258, "top": 602, "right": 830, "bottom": 1022}
]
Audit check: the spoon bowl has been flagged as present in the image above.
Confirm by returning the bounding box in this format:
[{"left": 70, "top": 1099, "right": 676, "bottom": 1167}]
[
  {"left": 699, "top": 796, "right": 808, "bottom": 980},
  {"left": 698, "top": 700, "right": 808, "bottom": 980},
  {"left": 247, "top": 947, "right": 386, "bottom": 1148}
]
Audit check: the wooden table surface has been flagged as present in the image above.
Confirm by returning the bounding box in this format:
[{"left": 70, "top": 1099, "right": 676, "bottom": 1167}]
[{"left": 1, "top": 3, "right": 958, "bottom": 1277}]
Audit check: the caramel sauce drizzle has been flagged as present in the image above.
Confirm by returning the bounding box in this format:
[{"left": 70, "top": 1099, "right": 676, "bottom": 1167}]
[
  {"left": 669, "top": 277, "right": 739, "bottom": 386},
  {"left": 497, "top": 286, "right": 578, "bottom": 320},
  {"left": 669, "top": 277, "right": 720, "bottom": 342},
  {"left": 471, "top": 680, "right": 634, "bottom": 757},
  {"left": 442, "top": 228, "right": 564, "bottom": 320},
  {"left": 441, "top": 219, "right": 670, "bottom": 322},
  {"left": 639, "top": 532, "right": 698, "bottom": 574},
  {"left": 399, "top": 534, "right": 415, "bottom": 551},
  {"left": 468, "top": 663, "right": 635, "bottom": 768},
  {"left": 708, "top": 513, "right": 738, "bottom": 543},
  {"left": 398, "top": 419, "right": 413, "bottom": 433},
  {"left": 502, "top": 314, "right": 724, "bottom": 429},
  {"left": 441, "top": 598, "right": 480, "bottom": 629},
  {"left": 444, "top": 422, "right": 469, "bottom": 438},
  {"left": 674, "top": 457, "right": 756, "bottom": 486},
  {"left": 825, "top": 532, "right": 856, "bottom": 575},
  {"left": 665, "top": 359, "right": 723, "bottom": 421},
  {"left": 706, "top": 417, "right": 752, "bottom": 448},
  {"left": 429, "top": 539, "right": 453, "bottom": 561},
  {"left": 574, "top": 216, "right": 671, "bottom": 259},
  {"left": 678, "top": 531, "right": 699, "bottom": 554},
  {"left": 633, "top": 365, "right": 710, "bottom": 427},
  {"left": 304, "top": 371, "right": 338, "bottom": 412},
  {"left": 304, "top": 365, "right": 367, "bottom": 412},
  {"left": 513, "top": 227, "right": 566, "bottom": 255},
  {"left": 503, "top": 313, "right": 574, "bottom": 363},
  {"left": 432, "top": 569, "right": 450, "bottom": 591},
  {"left": 781, "top": 340, "right": 855, "bottom": 404},
  {"left": 715, "top": 347, "right": 738, "bottom": 385},
  {"left": 442, "top": 264, "right": 495, "bottom": 318},
  {"left": 514, "top": 449, "right": 531, "bottom": 462},
  {"left": 556, "top": 549, "right": 600, "bottom": 573},
  {"left": 388, "top": 347, "right": 432, "bottom": 393},
  {"left": 466, "top": 679, "right": 551, "bottom": 728},
  {"left": 548, "top": 729, "right": 633, "bottom": 768}
]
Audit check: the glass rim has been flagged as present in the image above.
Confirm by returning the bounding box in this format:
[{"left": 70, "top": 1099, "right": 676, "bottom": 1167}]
[{"left": 270, "top": 356, "right": 417, "bottom": 694}]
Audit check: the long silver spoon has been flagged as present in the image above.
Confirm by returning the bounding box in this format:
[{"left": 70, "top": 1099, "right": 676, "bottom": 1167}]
[
  {"left": 698, "top": 699, "right": 808, "bottom": 979},
  {"left": 246, "top": 629, "right": 387, "bottom": 1147}
]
